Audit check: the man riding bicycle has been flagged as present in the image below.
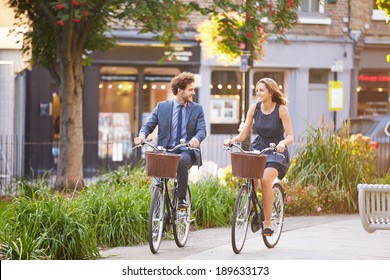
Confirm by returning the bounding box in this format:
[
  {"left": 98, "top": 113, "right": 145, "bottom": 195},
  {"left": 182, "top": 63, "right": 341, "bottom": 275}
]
[{"left": 134, "top": 72, "right": 207, "bottom": 209}]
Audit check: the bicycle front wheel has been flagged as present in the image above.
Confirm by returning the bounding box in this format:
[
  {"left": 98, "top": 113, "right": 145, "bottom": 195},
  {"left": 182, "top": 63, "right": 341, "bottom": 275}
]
[
  {"left": 231, "top": 184, "right": 251, "bottom": 254},
  {"left": 173, "top": 186, "right": 191, "bottom": 248},
  {"left": 148, "top": 185, "right": 165, "bottom": 254},
  {"left": 262, "top": 183, "right": 285, "bottom": 248}
]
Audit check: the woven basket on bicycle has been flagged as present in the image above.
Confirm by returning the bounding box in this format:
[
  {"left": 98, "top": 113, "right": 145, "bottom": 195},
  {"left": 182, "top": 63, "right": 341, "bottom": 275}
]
[
  {"left": 231, "top": 152, "right": 267, "bottom": 179},
  {"left": 145, "top": 151, "right": 180, "bottom": 179}
]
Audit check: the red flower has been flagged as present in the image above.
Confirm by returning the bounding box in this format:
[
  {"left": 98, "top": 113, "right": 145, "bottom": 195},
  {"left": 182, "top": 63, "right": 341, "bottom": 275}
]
[
  {"left": 258, "top": 5, "right": 263, "bottom": 11},
  {"left": 73, "top": 18, "right": 81, "bottom": 23},
  {"left": 72, "top": 0, "right": 80, "bottom": 6},
  {"left": 56, "top": 3, "right": 65, "bottom": 10},
  {"left": 287, "top": 0, "right": 295, "bottom": 8},
  {"left": 246, "top": 31, "right": 253, "bottom": 38},
  {"left": 81, "top": 1, "right": 88, "bottom": 7},
  {"left": 81, "top": 10, "right": 88, "bottom": 17},
  {"left": 145, "top": 15, "right": 150, "bottom": 22},
  {"left": 57, "top": 20, "right": 64, "bottom": 26}
]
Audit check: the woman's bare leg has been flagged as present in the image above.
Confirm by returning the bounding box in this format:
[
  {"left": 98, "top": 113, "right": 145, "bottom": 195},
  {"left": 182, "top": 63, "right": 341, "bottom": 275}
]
[{"left": 261, "top": 168, "right": 278, "bottom": 229}]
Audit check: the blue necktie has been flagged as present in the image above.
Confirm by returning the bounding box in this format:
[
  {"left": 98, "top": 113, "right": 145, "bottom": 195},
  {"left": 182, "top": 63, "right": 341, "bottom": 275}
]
[{"left": 175, "top": 105, "right": 183, "bottom": 145}]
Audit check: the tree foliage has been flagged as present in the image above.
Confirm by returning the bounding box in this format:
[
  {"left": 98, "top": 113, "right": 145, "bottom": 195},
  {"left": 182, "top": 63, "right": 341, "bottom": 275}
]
[
  {"left": 197, "top": 0, "right": 300, "bottom": 64},
  {"left": 377, "top": 0, "right": 390, "bottom": 16}
]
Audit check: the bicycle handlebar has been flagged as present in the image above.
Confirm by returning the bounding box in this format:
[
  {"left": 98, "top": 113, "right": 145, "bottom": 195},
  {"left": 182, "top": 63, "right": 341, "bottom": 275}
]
[
  {"left": 133, "top": 139, "right": 200, "bottom": 152},
  {"left": 224, "top": 142, "right": 285, "bottom": 158}
]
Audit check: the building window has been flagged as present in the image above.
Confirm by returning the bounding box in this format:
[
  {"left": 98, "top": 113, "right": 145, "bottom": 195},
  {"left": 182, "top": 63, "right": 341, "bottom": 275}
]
[
  {"left": 299, "top": 0, "right": 322, "bottom": 13},
  {"left": 372, "top": 0, "right": 388, "bottom": 21},
  {"left": 309, "top": 69, "right": 329, "bottom": 84}
]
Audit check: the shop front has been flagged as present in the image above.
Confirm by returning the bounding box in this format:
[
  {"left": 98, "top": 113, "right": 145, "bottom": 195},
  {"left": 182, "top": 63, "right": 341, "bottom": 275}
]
[
  {"left": 24, "top": 38, "right": 201, "bottom": 178},
  {"left": 357, "top": 46, "right": 390, "bottom": 116}
]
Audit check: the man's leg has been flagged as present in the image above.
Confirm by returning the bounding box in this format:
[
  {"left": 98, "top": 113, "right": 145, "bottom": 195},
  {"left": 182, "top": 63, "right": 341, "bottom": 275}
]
[{"left": 176, "top": 150, "right": 195, "bottom": 202}]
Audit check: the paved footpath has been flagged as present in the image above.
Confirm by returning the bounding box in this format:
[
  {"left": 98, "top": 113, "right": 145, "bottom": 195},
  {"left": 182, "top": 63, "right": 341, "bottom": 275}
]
[{"left": 99, "top": 214, "right": 390, "bottom": 260}]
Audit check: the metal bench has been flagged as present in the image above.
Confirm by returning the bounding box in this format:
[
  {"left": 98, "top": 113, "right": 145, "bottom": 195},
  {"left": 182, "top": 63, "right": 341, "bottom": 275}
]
[{"left": 358, "top": 184, "right": 390, "bottom": 233}]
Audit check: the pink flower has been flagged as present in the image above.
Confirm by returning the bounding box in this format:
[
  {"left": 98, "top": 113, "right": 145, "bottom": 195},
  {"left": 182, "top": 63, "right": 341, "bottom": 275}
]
[
  {"left": 286, "top": 196, "right": 292, "bottom": 202},
  {"left": 309, "top": 184, "right": 313, "bottom": 190},
  {"left": 73, "top": 18, "right": 81, "bottom": 23},
  {"left": 239, "top": 42, "right": 246, "bottom": 50},
  {"left": 72, "top": 0, "right": 80, "bottom": 6},
  {"left": 57, "top": 20, "right": 64, "bottom": 26},
  {"left": 317, "top": 207, "right": 322, "bottom": 212},
  {"left": 81, "top": 10, "right": 88, "bottom": 17}
]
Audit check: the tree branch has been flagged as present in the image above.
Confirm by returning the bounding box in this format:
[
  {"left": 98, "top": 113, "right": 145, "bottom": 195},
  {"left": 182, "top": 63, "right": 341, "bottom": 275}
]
[{"left": 35, "top": 0, "right": 58, "bottom": 30}]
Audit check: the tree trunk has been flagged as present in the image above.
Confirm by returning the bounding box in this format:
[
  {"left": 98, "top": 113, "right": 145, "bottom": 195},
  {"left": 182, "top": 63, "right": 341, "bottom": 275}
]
[{"left": 54, "top": 50, "right": 84, "bottom": 192}]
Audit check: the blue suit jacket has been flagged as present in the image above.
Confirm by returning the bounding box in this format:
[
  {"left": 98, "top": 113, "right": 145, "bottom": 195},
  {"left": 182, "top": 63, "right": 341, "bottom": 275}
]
[{"left": 139, "top": 100, "right": 207, "bottom": 167}]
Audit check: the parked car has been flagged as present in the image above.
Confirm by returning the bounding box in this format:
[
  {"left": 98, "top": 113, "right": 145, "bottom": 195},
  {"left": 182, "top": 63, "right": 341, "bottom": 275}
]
[{"left": 341, "top": 114, "right": 390, "bottom": 176}]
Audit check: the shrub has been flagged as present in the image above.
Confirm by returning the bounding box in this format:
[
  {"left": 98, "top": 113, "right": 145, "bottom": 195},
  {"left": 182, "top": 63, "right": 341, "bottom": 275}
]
[
  {"left": 286, "top": 119, "right": 377, "bottom": 213},
  {"left": 79, "top": 179, "right": 150, "bottom": 248},
  {"left": 0, "top": 189, "right": 99, "bottom": 260}
]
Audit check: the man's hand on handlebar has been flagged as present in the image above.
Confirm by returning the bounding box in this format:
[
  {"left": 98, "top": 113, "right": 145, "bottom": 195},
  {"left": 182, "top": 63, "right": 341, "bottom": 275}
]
[{"left": 134, "top": 135, "right": 146, "bottom": 145}]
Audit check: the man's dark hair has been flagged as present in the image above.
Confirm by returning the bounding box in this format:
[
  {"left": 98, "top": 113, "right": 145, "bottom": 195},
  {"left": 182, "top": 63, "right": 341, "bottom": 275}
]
[{"left": 170, "top": 72, "right": 195, "bottom": 95}]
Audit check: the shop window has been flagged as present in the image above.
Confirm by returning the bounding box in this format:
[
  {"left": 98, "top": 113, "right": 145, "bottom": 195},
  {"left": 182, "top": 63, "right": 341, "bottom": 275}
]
[
  {"left": 98, "top": 67, "right": 138, "bottom": 162},
  {"left": 309, "top": 69, "right": 329, "bottom": 84},
  {"left": 357, "top": 70, "right": 390, "bottom": 115},
  {"left": 210, "top": 70, "right": 242, "bottom": 134}
]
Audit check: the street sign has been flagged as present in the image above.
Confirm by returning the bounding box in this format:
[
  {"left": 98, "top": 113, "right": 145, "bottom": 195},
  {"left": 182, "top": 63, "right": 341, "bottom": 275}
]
[
  {"left": 328, "top": 81, "right": 344, "bottom": 111},
  {"left": 331, "top": 59, "right": 344, "bottom": 72},
  {"left": 240, "top": 54, "right": 248, "bottom": 72}
]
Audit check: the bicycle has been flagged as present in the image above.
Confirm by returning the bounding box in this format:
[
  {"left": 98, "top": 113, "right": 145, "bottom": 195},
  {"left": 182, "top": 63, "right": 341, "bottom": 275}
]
[
  {"left": 134, "top": 140, "right": 196, "bottom": 254},
  {"left": 225, "top": 142, "right": 285, "bottom": 254}
]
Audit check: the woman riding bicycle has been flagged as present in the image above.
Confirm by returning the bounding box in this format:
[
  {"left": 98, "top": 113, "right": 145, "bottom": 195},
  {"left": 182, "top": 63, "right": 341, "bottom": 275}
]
[
  {"left": 224, "top": 77, "right": 294, "bottom": 236},
  {"left": 134, "top": 72, "right": 207, "bottom": 209}
]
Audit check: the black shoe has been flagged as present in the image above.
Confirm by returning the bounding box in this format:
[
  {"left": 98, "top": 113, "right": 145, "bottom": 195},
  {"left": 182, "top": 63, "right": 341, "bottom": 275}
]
[
  {"left": 251, "top": 212, "right": 262, "bottom": 233},
  {"left": 178, "top": 197, "right": 188, "bottom": 209},
  {"left": 262, "top": 227, "right": 274, "bottom": 236}
]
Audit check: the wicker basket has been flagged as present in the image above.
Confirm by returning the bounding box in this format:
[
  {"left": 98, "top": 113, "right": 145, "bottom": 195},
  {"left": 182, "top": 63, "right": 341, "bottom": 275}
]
[
  {"left": 145, "top": 151, "right": 180, "bottom": 179},
  {"left": 231, "top": 152, "right": 267, "bottom": 179}
]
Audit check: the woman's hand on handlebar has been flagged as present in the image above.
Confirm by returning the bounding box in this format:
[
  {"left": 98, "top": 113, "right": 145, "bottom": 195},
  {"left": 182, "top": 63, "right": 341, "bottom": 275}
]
[
  {"left": 188, "top": 138, "right": 200, "bottom": 149},
  {"left": 276, "top": 141, "right": 286, "bottom": 153},
  {"left": 223, "top": 139, "right": 233, "bottom": 147}
]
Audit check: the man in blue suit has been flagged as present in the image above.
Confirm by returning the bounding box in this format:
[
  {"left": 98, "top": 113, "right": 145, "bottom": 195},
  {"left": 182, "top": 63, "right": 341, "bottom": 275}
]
[{"left": 134, "top": 72, "right": 207, "bottom": 209}]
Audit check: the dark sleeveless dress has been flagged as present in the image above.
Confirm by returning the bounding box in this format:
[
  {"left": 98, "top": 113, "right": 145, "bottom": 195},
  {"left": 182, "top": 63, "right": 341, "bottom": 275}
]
[{"left": 250, "top": 102, "right": 290, "bottom": 179}]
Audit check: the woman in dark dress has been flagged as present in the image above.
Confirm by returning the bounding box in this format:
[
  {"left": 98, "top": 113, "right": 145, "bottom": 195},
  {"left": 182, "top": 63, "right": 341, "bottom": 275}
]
[{"left": 224, "top": 77, "right": 294, "bottom": 236}]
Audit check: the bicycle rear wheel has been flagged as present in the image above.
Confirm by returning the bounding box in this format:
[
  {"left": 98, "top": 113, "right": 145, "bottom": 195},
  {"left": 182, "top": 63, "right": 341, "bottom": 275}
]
[
  {"left": 148, "top": 185, "right": 165, "bottom": 254},
  {"left": 231, "top": 184, "right": 251, "bottom": 254},
  {"left": 262, "top": 183, "right": 285, "bottom": 248},
  {"left": 173, "top": 186, "right": 191, "bottom": 247}
]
